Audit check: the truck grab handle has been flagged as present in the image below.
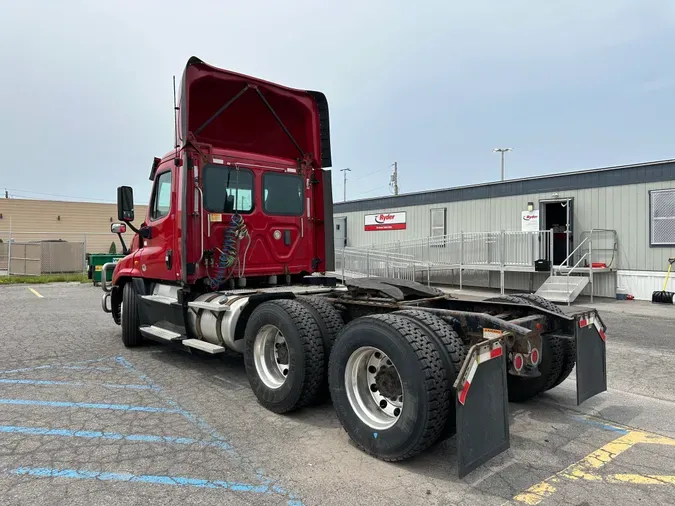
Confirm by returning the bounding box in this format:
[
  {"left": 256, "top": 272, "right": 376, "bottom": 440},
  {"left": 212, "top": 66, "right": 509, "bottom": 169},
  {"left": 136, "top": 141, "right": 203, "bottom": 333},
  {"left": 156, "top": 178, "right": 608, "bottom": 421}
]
[{"left": 100, "top": 262, "right": 117, "bottom": 293}]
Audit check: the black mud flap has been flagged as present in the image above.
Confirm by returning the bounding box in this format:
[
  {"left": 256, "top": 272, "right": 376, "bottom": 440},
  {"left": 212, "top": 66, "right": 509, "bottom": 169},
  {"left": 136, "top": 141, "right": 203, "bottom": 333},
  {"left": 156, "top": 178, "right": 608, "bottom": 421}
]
[
  {"left": 575, "top": 311, "right": 607, "bottom": 405},
  {"left": 453, "top": 335, "right": 510, "bottom": 478}
]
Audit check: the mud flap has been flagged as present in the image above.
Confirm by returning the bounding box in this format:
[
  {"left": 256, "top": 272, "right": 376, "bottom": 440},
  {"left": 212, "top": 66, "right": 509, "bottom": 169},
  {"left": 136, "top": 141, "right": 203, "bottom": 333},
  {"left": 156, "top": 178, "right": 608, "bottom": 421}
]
[
  {"left": 575, "top": 312, "right": 607, "bottom": 405},
  {"left": 453, "top": 336, "right": 510, "bottom": 478}
]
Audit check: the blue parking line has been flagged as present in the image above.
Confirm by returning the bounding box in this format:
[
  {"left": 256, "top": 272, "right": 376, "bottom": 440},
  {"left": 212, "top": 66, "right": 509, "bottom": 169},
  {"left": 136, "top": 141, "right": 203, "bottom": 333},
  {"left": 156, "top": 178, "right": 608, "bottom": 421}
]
[
  {"left": 114, "top": 356, "right": 234, "bottom": 450},
  {"left": 0, "top": 399, "right": 179, "bottom": 413},
  {"left": 59, "top": 366, "right": 117, "bottom": 372},
  {"left": 0, "top": 358, "right": 114, "bottom": 375},
  {"left": 113, "top": 356, "right": 304, "bottom": 505},
  {"left": 9, "top": 466, "right": 272, "bottom": 494},
  {"left": 0, "top": 379, "right": 153, "bottom": 390},
  {"left": 0, "top": 424, "right": 231, "bottom": 450},
  {"left": 572, "top": 415, "right": 630, "bottom": 435}
]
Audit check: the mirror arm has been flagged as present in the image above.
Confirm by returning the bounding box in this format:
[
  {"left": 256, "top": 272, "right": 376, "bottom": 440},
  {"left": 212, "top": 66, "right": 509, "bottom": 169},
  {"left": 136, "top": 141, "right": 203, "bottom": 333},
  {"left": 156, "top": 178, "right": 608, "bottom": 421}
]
[
  {"left": 117, "top": 233, "right": 129, "bottom": 256},
  {"left": 124, "top": 220, "right": 141, "bottom": 234}
]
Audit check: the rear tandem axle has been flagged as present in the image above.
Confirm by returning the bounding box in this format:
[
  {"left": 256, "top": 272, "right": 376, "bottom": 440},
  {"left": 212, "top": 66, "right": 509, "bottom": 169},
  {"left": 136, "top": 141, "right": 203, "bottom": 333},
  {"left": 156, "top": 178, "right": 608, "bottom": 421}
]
[{"left": 101, "top": 273, "right": 607, "bottom": 477}]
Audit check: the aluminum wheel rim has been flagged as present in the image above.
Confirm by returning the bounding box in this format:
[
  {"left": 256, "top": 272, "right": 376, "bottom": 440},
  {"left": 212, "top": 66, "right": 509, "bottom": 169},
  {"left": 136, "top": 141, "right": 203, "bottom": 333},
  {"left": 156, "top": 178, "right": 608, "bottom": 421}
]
[
  {"left": 253, "top": 324, "right": 289, "bottom": 390},
  {"left": 344, "top": 346, "right": 404, "bottom": 431}
]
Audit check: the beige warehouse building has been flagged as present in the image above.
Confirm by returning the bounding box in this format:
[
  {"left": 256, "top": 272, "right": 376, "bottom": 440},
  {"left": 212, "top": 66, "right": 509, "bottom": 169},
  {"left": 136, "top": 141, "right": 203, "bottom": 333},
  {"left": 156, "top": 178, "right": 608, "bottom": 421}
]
[{"left": 0, "top": 198, "right": 148, "bottom": 274}]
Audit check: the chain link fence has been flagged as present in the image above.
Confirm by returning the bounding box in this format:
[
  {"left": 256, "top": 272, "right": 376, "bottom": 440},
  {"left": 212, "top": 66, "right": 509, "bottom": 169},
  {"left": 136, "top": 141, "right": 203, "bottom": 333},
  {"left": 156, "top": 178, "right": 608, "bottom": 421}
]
[{"left": 0, "top": 231, "right": 126, "bottom": 277}]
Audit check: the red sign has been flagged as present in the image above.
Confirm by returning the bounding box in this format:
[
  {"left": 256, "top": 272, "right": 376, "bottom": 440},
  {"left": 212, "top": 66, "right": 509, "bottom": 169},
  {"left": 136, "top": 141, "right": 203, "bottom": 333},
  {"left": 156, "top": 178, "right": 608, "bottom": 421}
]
[{"left": 364, "top": 212, "right": 406, "bottom": 231}]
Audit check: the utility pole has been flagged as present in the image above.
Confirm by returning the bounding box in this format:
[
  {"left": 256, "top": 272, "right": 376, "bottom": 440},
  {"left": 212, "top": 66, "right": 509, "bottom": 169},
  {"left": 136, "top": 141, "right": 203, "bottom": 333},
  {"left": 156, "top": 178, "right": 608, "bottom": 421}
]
[
  {"left": 389, "top": 162, "right": 399, "bottom": 195},
  {"left": 340, "top": 168, "right": 351, "bottom": 202},
  {"left": 493, "top": 148, "right": 513, "bottom": 181}
]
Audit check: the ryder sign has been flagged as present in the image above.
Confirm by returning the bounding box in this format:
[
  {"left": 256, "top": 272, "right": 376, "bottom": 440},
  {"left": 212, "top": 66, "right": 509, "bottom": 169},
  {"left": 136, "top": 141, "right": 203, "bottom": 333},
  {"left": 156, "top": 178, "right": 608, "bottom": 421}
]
[{"left": 365, "top": 212, "right": 407, "bottom": 231}]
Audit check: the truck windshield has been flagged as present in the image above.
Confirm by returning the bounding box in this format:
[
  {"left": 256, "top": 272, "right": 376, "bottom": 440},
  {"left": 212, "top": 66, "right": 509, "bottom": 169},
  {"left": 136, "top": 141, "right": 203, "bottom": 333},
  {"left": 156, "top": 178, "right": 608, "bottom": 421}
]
[
  {"left": 203, "top": 164, "right": 254, "bottom": 213},
  {"left": 263, "top": 172, "right": 304, "bottom": 216}
]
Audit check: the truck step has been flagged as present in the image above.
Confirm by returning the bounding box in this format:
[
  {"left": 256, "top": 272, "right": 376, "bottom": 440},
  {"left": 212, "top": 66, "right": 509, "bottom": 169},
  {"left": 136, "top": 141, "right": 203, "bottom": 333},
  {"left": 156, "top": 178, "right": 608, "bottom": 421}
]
[
  {"left": 182, "top": 339, "right": 226, "bottom": 354},
  {"left": 139, "top": 325, "right": 183, "bottom": 342},
  {"left": 141, "top": 295, "right": 177, "bottom": 305},
  {"left": 187, "top": 300, "right": 230, "bottom": 312}
]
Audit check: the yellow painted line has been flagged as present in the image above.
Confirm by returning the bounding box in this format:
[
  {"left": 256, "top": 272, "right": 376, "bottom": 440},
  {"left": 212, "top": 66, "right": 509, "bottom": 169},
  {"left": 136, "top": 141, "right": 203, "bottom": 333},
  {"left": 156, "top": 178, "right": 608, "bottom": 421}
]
[
  {"left": 512, "top": 426, "right": 675, "bottom": 504},
  {"left": 28, "top": 288, "right": 43, "bottom": 298},
  {"left": 608, "top": 474, "right": 675, "bottom": 485}
]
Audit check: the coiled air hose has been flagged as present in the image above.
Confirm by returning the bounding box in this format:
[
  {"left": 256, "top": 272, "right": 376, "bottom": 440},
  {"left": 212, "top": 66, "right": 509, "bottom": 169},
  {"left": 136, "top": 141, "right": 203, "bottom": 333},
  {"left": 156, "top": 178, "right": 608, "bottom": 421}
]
[{"left": 210, "top": 213, "right": 247, "bottom": 289}]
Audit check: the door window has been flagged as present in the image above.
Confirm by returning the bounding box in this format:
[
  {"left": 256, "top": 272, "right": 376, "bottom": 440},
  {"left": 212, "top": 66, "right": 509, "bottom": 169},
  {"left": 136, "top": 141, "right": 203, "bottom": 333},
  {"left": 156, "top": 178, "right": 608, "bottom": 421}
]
[
  {"left": 150, "top": 170, "right": 172, "bottom": 221},
  {"left": 203, "top": 165, "right": 254, "bottom": 213},
  {"left": 263, "top": 172, "right": 304, "bottom": 216}
]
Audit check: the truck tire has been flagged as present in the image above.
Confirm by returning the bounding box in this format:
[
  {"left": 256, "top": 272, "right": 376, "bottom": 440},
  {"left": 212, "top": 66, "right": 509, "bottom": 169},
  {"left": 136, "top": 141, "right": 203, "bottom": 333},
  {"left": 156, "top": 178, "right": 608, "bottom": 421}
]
[
  {"left": 297, "top": 296, "right": 344, "bottom": 358},
  {"left": 393, "top": 309, "right": 466, "bottom": 441},
  {"left": 328, "top": 313, "right": 450, "bottom": 461},
  {"left": 243, "top": 299, "right": 325, "bottom": 414},
  {"left": 121, "top": 282, "right": 143, "bottom": 347},
  {"left": 506, "top": 335, "right": 564, "bottom": 402},
  {"left": 489, "top": 293, "right": 575, "bottom": 391},
  {"left": 297, "top": 296, "right": 345, "bottom": 401},
  {"left": 511, "top": 293, "right": 564, "bottom": 315},
  {"left": 511, "top": 293, "right": 575, "bottom": 390},
  {"left": 485, "top": 294, "right": 564, "bottom": 401}
]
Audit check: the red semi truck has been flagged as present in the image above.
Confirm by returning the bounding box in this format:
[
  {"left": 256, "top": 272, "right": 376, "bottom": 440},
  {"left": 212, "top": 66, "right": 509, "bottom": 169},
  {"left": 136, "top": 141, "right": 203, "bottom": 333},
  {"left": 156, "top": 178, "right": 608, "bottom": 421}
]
[{"left": 101, "top": 57, "right": 607, "bottom": 477}]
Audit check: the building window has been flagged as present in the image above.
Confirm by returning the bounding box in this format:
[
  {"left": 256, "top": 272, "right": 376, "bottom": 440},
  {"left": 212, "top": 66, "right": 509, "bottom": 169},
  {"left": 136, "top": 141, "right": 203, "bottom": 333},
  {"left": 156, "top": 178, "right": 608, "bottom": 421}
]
[
  {"left": 263, "top": 172, "right": 304, "bottom": 216},
  {"left": 430, "top": 207, "right": 446, "bottom": 246},
  {"left": 650, "top": 189, "right": 675, "bottom": 246},
  {"left": 150, "top": 170, "right": 172, "bottom": 221},
  {"left": 203, "top": 165, "right": 254, "bottom": 213}
]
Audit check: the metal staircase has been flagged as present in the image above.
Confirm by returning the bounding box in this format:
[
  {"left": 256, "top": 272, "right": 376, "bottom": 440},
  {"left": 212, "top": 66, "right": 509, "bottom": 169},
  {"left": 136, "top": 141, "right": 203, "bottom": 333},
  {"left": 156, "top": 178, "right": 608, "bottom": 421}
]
[
  {"left": 535, "top": 234, "right": 595, "bottom": 304},
  {"left": 535, "top": 275, "right": 589, "bottom": 304}
]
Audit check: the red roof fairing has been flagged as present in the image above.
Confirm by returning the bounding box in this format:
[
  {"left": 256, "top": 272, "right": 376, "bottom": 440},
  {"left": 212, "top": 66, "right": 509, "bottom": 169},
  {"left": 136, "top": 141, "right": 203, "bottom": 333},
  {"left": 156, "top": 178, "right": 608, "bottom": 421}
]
[{"left": 178, "top": 57, "right": 330, "bottom": 167}]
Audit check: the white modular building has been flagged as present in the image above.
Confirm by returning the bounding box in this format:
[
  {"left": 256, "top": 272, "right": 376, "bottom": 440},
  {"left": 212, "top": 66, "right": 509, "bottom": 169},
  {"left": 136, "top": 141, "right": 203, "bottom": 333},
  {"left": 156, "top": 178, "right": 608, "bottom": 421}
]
[{"left": 332, "top": 159, "right": 675, "bottom": 302}]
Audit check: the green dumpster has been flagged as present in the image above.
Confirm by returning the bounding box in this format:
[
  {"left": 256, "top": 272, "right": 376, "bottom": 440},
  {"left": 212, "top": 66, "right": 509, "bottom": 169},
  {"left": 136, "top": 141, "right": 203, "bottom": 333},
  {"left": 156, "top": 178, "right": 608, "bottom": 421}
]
[{"left": 88, "top": 254, "right": 125, "bottom": 285}]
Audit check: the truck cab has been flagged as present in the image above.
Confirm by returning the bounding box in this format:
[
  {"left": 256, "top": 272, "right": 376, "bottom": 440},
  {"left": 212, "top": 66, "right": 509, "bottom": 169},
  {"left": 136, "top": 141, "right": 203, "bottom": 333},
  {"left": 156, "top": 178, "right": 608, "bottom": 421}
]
[{"left": 106, "top": 57, "right": 334, "bottom": 296}]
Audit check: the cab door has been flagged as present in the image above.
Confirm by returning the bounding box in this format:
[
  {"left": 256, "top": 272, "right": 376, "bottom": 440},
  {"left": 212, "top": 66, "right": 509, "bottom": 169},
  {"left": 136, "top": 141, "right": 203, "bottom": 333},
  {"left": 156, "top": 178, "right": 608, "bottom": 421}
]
[
  {"left": 257, "top": 170, "right": 311, "bottom": 272},
  {"left": 138, "top": 167, "right": 178, "bottom": 281}
]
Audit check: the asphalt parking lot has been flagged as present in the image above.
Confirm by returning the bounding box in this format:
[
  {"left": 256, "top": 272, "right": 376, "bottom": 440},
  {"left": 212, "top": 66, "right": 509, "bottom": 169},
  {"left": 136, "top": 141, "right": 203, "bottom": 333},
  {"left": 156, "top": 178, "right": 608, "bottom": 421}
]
[{"left": 1, "top": 283, "right": 674, "bottom": 505}]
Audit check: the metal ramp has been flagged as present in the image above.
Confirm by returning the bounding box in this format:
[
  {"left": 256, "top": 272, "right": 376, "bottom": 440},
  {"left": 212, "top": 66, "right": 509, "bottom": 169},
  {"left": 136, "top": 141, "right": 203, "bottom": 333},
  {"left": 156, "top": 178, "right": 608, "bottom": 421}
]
[{"left": 536, "top": 274, "right": 589, "bottom": 304}]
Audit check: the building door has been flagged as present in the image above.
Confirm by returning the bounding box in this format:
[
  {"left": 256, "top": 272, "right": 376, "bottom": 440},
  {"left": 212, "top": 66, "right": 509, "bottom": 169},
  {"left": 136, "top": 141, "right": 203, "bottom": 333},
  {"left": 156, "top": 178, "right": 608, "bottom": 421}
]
[
  {"left": 334, "top": 217, "right": 347, "bottom": 249},
  {"left": 540, "top": 198, "right": 574, "bottom": 266}
]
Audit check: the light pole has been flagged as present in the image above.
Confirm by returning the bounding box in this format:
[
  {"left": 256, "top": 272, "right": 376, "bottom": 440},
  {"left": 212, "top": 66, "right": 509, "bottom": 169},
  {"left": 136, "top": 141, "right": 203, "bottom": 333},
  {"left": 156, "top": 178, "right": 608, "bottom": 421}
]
[
  {"left": 340, "top": 168, "right": 351, "bottom": 202},
  {"left": 493, "top": 148, "right": 513, "bottom": 181}
]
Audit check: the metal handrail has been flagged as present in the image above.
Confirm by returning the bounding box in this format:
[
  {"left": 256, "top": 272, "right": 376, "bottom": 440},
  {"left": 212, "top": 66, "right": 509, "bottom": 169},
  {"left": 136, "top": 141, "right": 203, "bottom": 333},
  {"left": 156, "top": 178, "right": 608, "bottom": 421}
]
[
  {"left": 565, "top": 252, "right": 589, "bottom": 306},
  {"left": 565, "top": 253, "right": 588, "bottom": 277},
  {"left": 558, "top": 236, "right": 589, "bottom": 269}
]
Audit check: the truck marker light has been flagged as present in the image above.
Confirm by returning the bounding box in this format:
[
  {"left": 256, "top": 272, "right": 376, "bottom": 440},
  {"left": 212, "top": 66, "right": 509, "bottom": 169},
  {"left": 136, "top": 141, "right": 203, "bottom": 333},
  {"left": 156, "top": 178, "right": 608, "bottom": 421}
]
[
  {"left": 213, "top": 158, "right": 224, "bottom": 164},
  {"left": 273, "top": 230, "right": 281, "bottom": 240}
]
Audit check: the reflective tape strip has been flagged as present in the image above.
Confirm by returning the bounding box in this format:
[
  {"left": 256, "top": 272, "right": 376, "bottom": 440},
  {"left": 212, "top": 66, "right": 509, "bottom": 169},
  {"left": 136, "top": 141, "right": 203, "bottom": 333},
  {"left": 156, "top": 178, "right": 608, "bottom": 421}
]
[
  {"left": 458, "top": 343, "right": 503, "bottom": 405},
  {"left": 580, "top": 315, "right": 606, "bottom": 341},
  {"left": 458, "top": 359, "right": 478, "bottom": 405}
]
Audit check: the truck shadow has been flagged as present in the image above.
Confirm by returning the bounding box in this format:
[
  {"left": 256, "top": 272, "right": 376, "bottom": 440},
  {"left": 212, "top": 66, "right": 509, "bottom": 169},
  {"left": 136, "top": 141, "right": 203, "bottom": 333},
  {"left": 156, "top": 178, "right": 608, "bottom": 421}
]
[{"left": 132, "top": 346, "right": 626, "bottom": 502}]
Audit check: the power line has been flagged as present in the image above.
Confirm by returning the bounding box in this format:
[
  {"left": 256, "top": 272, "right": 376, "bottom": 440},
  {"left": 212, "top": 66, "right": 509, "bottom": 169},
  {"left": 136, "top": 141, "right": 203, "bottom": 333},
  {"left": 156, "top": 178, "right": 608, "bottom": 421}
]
[
  {"left": 350, "top": 165, "right": 392, "bottom": 183},
  {"left": 354, "top": 185, "right": 389, "bottom": 197}
]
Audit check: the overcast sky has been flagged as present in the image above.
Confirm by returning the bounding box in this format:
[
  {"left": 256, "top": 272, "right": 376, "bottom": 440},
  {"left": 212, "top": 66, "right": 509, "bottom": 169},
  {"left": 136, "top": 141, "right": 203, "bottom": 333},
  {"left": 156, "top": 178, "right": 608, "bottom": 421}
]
[{"left": 1, "top": 1, "right": 674, "bottom": 206}]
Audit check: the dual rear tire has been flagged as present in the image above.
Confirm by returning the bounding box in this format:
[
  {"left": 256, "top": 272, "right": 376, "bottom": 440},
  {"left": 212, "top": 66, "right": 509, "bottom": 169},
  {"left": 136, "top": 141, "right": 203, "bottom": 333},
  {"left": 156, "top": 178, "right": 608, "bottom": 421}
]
[
  {"left": 243, "top": 297, "right": 345, "bottom": 413},
  {"left": 485, "top": 293, "right": 574, "bottom": 401},
  {"left": 243, "top": 299, "right": 467, "bottom": 461}
]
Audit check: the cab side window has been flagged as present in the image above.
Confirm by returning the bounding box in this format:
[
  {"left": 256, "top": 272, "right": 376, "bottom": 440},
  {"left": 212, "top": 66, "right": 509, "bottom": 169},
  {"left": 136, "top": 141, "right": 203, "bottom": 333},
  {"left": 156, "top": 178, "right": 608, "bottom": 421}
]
[{"left": 150, "top": 170, "right": 172, "bottom": 221}]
